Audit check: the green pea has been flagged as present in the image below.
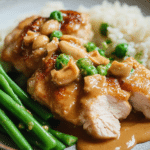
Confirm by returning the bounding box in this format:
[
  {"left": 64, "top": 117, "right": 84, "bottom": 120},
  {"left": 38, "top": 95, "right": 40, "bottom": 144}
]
[
  {"left": 97, "top": 65, "right": 107, "bottom": 76},
  {"left": 113, "top": 43, "right": 128, "bottom": 58},
  {"left": 100, "top": 23, "right": 109, "bottom": 36},
  {"left": 80, "top": 65, "right": 98, "bottom": 76},
  {"left": 55, "top": 54, "right": 70, "bottom": 70},
  {"left": 109, "top": 57, "right": 114, "bottom": 63},
  {"left": 106, "top": 63, "right": 112, "bottom": 69},
  {"left": 97, "top": 63, "right": 111, "bottom": 76},
  {"left": 50, "top": 11, "right": 63, "bottom": 22},
  {"left": 50, "top": 30, "right": 63, "bottom": 41},
  {"left": 76, "top": 58, "right": 93, "bottom": 69},
  {"left": 84, "top": 42, "right": 97, "bottom": 52},
  {"left": 76, "top": 58, "right": 97, "bottom": 76},
  {"left": 106, "top": 39, "right": 112, "bottom": 44},
  {"left": 97, "top": 49, "right": 105, "bottom": 57}
]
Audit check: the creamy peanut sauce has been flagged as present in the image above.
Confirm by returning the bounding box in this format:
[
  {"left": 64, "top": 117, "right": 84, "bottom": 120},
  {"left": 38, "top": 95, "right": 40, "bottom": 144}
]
[
  {"left": 30, "top": 56, "right": 150, "bottom": 150},
  {"left": 55, "top": 112, "right": 150, "bottom": 150}
]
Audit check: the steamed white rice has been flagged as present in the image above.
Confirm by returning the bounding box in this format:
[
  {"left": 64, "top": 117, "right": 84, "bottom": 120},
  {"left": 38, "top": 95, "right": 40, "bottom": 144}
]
[{"left": 1, "top": 1, "right": 150, "bottom": 69}]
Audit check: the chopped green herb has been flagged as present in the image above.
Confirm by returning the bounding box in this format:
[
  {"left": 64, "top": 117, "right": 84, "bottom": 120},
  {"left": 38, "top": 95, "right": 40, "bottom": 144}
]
[
  {"left": 130, "top": 68, "right": 134, "bottom": 74},
  {"left": 135, "top": 51, "right": 143, "bottom": 64}
]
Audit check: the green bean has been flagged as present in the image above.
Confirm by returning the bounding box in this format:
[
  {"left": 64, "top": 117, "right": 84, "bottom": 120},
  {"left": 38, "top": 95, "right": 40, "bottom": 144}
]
[
  {"left": 49, "top": 132, "right": 66, "bottom": 150},
  {"left": 48, "top": 127, "right": 78, "bottom": 146},
  {"left": 29, "top": 114, "right": 78, "bottom": 147},
  {"left": 0, "top": 74, "right": 23, "bottom": 105},
  {"left": 22, "top": 130, "right": 66, "bottom": 150},
  {"left": 0, "top": 63, "right": 52, "bottom": 120},
  {"left": 0, "top": 125, "right": 7, "bottom": 134},
  {"left": 0, "top": 90, "right": 56, "bottom": 150},
  {"left": 0, "top": 109, "right": 32, "bottom": 150},
  {"left": 33, "top": 114, "right": 49, "bottom": 126}
]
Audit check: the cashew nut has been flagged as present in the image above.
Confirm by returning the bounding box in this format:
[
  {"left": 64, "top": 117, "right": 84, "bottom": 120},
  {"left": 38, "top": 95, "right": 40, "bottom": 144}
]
[
  {"left": 59, "top": 41, "right": 87, "bottom": 60},
  {"left": 88, "top": 50, "right": 110, "bottom": 66},
  {"left": 60, "top": 35, "right": 82, "bottom": 45},
  {"left": 40, "top": 19, "right": 60, "bottom": 35},
  {"left": 24, "top": 30, "right": 39, "bottom": 46},
  {"left": 51, "top": 58, "right": 80, "bottom": 86},
  {"left": 32, "top": 35, "right": 49, "bottom": 49},
  {"left": 44, "top": 37, "right": 59, "bottom": 61},
  {"left": 109, "top": 61, "right": 133, "bottom": 78}
]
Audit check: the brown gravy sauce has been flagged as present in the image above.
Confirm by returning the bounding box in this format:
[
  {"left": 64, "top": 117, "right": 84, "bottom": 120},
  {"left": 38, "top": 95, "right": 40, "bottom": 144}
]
[{"left": 55, "top": 111, "right": 150, "bottom": 150}]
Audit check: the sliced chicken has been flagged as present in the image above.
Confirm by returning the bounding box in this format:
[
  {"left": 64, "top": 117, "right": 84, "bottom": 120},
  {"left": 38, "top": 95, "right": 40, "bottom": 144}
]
[
  {"left": 80, "top": 74, "right": 131, "bottom": 139},
  {"left": 120, "top": 57, "right": 150, "bottom": 119},
  {"left": 27, "top": 54, "right": 82, "bottom": 125},
  {"left": 1, "top": 10, "right": 93, "bottom": 77}
]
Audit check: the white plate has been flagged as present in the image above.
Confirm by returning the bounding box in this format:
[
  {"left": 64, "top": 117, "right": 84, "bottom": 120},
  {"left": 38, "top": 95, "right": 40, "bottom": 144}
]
[{"left": 0, "top": 0, "right": 150, "bottom": 149}]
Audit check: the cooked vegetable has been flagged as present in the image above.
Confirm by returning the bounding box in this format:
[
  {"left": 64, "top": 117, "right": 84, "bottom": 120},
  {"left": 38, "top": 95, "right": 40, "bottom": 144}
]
[
  {"left": 106, "top": 39, "right": 112, "bottom": 44},
  {"left": 48, "top": 127, "right": 78, "bottom": 146},
  {"left": 50, "top": 11, "right": 63, "bottom": 22},
  {"left": 0, "top": 64, "right": 52, "bottom": 121},
  {"left": 50, "top": 30, "right": 63, "bottom": 41},
  {"left": 97, "top": 48, "right": 105, "bottom": 57},
  {"left": 0, "top": 90, "right": 56, "bottom": 150},
  {"left": 76, "top": 58, "right": 93, "bottom": 69},
  {"left": 97, "top": 65, "right": 107, "bottom": 76},
  {"left": 55, "top": 54, "right": 70, "bottom": 70},
  {"left": 130, "top": 68, "right": 134, "bottom": 74},
  {"left": 97, "top": 63, "right": 111, "bottom": 76},
  {"left": 84, "top": 42, "right": 106, "bottom": 57},
  {"left": 102, "top": 42, "right": 108, "bottom": 50},
  {"left": 109, "top": 57, "right": 114, "bottom": 62},
  {"left": 84, "top": 42, "right": 97, "bottom": 52},
  {"left": 0, "top": 109, "right": 32, "bottom": 150},
  {"left": 48, "top": 133, "right": 66, "bottom": 150},
  {"left": 113, "top": 43, "right": 128, "bottom": 58},
  {"left": 0, "top": 74, "right": 23, "bottom": 105},
  {"left": 100, "top": 23, "right": 109, "bottom": 36},
  {"left": 28, "top": 113, "right": 78, "bottom": 146},
  {"left": 77, "top": 58, "right": 98, "bottom": 76}
]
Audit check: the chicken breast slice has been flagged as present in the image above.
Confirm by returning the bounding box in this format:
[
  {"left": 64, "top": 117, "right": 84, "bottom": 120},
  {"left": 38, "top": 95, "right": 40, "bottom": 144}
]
[
  {"left": 120, "top": 57, "right": 150, "bottom": 119},
  {"left": 27, "top": 54, "right": 82, "bottom": 125},
  {"left": 80, "top": 74, "right": 131, "bottom": 139}
]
